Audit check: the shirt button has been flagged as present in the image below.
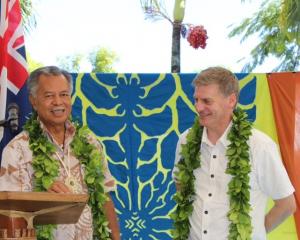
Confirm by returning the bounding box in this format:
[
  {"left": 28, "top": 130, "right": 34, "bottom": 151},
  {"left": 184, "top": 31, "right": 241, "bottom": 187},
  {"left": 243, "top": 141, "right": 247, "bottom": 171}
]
[
  {"left": 210, "top": 174, "right": 214, "bottom": 178},
  {"left": 208, "top": 193, "right": 212, "bottom": 197},
  {"left": 213, "top": 155, "right": 217, "bottom": 158},
  {"left": 204, "top": 210, "right": 208, "bottom": 214},
  {"left": 203, "top": 230, "right": 207, "bottom": 234}
]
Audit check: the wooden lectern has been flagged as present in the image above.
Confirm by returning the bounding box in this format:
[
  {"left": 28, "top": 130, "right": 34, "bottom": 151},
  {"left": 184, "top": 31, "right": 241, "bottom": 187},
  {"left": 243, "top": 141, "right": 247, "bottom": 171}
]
[{"left": 0, "top": 191, "right": 88, "bottom": 240}]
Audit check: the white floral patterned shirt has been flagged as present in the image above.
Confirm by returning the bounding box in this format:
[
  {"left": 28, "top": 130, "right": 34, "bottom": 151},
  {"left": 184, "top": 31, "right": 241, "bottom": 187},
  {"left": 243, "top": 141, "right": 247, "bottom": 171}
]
[{"left": 0, "top": 119, "right": 115, "bottom": 240}]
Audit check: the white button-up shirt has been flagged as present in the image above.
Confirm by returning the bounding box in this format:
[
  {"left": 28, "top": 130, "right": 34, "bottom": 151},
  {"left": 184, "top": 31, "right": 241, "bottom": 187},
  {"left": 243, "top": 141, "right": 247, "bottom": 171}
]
[{"left": 173, "top": 123, "right": 294, "bottom": 240}]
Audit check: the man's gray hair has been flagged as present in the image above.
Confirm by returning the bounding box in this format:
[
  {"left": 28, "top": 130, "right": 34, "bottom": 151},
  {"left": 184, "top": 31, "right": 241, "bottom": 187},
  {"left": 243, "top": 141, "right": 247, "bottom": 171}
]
[
  {"left": 192, "top": 66, "right": 239, "bottom": 99},
  {"left": 27, "top": 66, "right": 73, "bottom": 97}
]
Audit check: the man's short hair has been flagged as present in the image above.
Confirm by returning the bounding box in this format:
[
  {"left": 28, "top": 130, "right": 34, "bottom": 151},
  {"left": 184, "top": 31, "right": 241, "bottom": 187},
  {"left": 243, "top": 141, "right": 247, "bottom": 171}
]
[
  {"left": 192, "top": 66, "right": 239, "bottom": 98},
  {"left": 27, "top": 66, "right": 73, "bottom": 97}
]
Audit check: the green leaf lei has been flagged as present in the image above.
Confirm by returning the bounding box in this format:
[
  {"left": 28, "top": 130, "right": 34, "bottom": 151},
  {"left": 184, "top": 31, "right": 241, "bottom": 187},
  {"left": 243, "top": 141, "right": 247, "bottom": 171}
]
[
  {"left": 24, "top": 112, "right": 112, "bottom": 240},
  {"left": 171, "top": 107, "right": 253, "bottom": 240}
]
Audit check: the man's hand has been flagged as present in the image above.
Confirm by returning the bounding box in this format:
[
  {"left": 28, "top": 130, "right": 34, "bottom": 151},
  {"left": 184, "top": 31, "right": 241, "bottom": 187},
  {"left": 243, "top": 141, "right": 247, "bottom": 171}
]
[{"left": 48, "top": 180, "right": 72, "bottom": 193}]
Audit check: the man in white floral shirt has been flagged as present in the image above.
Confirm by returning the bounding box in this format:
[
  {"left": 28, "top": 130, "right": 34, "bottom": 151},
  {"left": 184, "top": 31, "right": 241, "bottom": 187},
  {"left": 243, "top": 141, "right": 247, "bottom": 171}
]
[{"left": 0, "top": 66, "right": 120, "bottom": 240}]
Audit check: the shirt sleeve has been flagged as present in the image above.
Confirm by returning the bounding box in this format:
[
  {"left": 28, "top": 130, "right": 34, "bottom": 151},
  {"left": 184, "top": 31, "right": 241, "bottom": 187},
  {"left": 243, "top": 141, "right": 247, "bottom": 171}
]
[
  {"left": 0, "top": 133, "right": 30, "bottom": 191},
  {"left": 87, "top": 134, "right": 116, "bottom": 193},
  {"left": 251, "top": 129, "right": 295, "bottom": 200}
]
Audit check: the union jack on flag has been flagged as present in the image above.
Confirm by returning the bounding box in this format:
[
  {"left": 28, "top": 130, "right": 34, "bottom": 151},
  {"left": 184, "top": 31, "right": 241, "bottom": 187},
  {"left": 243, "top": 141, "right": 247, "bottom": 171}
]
[{"left": 0, "top": 0, "right": 31, "bottom": 162}]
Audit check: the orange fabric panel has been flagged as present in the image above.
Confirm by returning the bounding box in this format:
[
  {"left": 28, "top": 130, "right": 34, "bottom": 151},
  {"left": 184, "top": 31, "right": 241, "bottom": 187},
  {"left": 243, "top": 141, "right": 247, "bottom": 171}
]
[{"left": 267, "top": 72, "right": 300, "bottom": 239}]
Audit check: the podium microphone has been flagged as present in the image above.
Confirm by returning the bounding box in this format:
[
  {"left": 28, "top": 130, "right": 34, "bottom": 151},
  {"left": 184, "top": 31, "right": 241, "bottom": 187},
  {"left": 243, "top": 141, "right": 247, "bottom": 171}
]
[{"left": 7, "top": 103, "right": 19, "bottom": 133}]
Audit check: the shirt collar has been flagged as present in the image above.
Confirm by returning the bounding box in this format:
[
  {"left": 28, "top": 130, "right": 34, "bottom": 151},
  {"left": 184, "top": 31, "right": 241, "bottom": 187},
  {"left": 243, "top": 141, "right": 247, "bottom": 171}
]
[
  {"left": 202, "top": 121, "right": 232, "bottom": 147},
  {"left": 38, "top": 118, "right": 76, "bottom": 145}
]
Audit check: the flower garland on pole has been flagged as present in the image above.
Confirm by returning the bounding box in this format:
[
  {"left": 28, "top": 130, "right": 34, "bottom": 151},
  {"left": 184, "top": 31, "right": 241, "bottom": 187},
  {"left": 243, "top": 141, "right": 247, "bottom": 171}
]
[
  {"left": 141, "top": 1, "right": 208, "bottom": 50},
  {"left": 24, "top": 113, "right": 111, "bottom": 240},
  {"left": 171, "top": 108, "right": 253, "bottom": 240},
  {"left": 181, "top": 24, "right": 208, "bottom": 49}
]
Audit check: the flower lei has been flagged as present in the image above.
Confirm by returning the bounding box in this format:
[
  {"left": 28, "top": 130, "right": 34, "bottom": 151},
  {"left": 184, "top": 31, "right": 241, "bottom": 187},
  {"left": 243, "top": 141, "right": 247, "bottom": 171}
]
[
  {"left": 24, "top": 112, "right": 112, "bottom": 240},
  {"left": 171, "top": 107, "right": 253, "bottom": 240}
]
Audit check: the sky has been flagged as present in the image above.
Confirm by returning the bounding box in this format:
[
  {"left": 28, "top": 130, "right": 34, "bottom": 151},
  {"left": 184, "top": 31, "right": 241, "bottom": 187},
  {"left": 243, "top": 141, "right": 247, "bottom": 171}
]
[{"left": 25, "top": 0, "right": 277, "bottom": 73}]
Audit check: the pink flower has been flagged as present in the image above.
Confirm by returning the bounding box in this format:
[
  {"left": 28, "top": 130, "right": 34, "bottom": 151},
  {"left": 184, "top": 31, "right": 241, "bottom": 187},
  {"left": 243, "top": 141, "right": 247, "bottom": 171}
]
[{"left": 187, "top": 25, "right": 208, "bottom": 49}]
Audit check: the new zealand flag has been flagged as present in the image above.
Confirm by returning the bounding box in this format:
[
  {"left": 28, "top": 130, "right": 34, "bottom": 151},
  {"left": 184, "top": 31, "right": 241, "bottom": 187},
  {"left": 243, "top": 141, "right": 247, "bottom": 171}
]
[{"left": 0, "top": 0, "right": 31, "bottom": 162}]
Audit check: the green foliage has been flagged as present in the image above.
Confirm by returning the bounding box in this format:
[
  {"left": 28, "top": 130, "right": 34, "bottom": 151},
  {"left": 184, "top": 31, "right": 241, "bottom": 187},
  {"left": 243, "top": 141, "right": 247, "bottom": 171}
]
[
  {"left": 56, "top": 54, "right": 84, "bottom": 73},
  {"left": 56, "top": 47, "right": 118, "bottom": 73},
  {"left": 89, "top": 48, "right": 118, "bottom": 73},
  {"left": 24, "top": 112, "right": 59, "bottom": 191},
  {"left": 20, "top": 0, "right": 36, "bottom": 32},
  {"left": 229, "top": 0, "right": 300, "bottom": 72},
  {"left": 226, "top": 109, "right": 253, "bottom": 240},
  {"left": 24, "top": 113, "right": 59, "bottom": 239},
  {"left": 24, "top": 114, "right": 111, "bottom": 239},
  {"left": 71, "top": 125, "right": 111, "bottom": 240},
  {"left": 35, "top": 225, "right": 56, "bottom": 240},
  {"left": 171, "top": 108, "right": 253, "bottom": 240},
  {"left": 171, "top": 116, "right": 202, "bottom": 240},
  {"left": 280, "top": 0, "right": 300, "bottom": 33}
]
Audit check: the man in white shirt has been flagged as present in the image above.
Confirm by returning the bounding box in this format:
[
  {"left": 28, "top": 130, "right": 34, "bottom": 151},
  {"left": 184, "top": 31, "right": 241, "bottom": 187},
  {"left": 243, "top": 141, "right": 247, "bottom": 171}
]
[{"left": 172, "top": 66, "right": 296, "bottom": 240}]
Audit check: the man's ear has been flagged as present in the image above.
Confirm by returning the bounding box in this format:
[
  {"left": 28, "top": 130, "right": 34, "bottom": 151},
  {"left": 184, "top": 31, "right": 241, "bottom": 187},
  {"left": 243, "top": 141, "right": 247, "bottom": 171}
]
[
  {"left": 229, "top": 93, "right": 237, "bottom": 108},
  {"left": 29, "top": 95, "right": 36, "bottom": 110}
]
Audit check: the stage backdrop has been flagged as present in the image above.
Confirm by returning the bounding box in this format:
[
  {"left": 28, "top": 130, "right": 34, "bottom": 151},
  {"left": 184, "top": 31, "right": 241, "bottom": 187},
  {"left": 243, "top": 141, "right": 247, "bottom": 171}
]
[{"left": 71, "top": 72, "right": 299, "bottom": 240}]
